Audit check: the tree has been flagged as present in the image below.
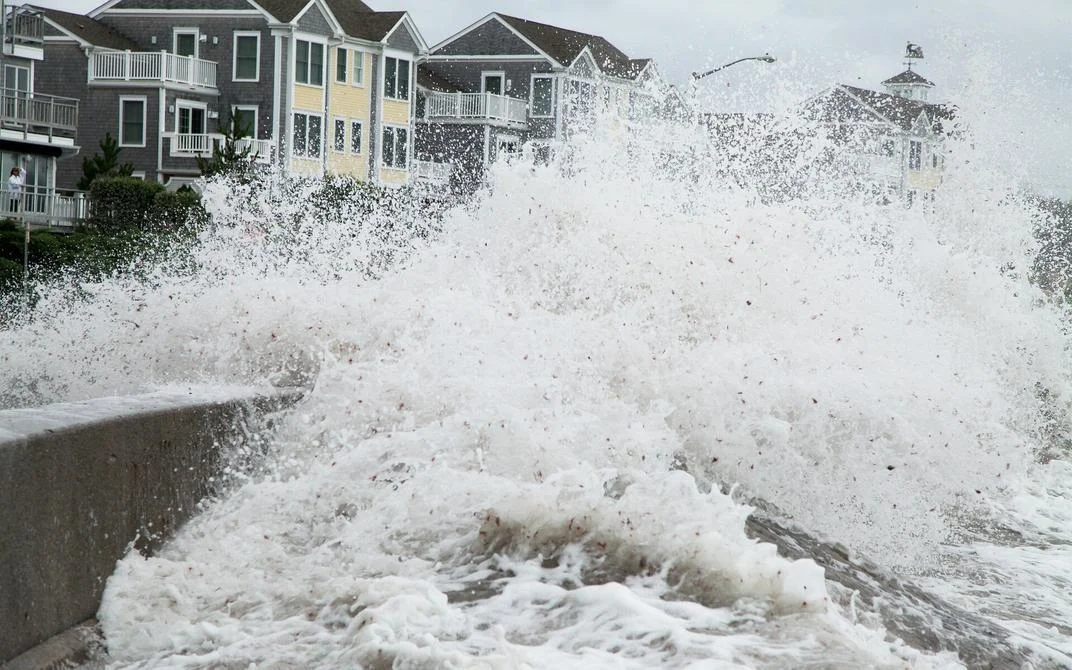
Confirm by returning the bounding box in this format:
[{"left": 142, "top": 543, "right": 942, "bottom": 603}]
[
  {"left": 77, "top": 133, "right": 134, "bottom": 190},
  {"left": 197, "top": 110, "right": 256, "bottom": 178}
]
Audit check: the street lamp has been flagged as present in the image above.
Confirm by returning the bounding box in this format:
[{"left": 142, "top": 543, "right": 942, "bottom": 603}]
[{"left": 691, "top": 54, "right": 775, "bottom": 81}]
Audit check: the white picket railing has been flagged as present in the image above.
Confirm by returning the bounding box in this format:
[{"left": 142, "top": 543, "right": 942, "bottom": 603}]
[
  {"left": 425, "top": 92, "right": 528, "bottom": 125},
  {"left": 235, "top": 138, "right": 274, "bottom": 162},
  {"left": 0, "top": 88, "right": 78, "bottom": 139},
  {"left": 90, "top": 51, "right": 217, "bottom": 89},
  {"left": 169, "top": 133, "right": 221, "bottom": 156},
  {"left": 1, "top": 186, "right": 90, "bottom": 227},
  {"left": 413, "top": 160, "right": 453, "bottom": 184}
]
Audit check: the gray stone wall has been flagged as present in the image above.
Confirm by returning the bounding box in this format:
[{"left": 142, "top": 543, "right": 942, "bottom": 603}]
[{"left": 0, "top": 389, "right": 301, "bottom": 664}]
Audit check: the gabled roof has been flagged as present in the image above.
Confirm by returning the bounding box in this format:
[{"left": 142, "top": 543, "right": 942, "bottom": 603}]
[
  {"left": 339, "top": 10, "right": 404, "bottom": 42},
  {"left": 496, "top": 13, "right": 635, "bottom": 78},
  {"left": 882, "top": 69, "right": 934, "bottom": 87},
  {"left": 253, "top": 0, "right": 372, "bottom": 24},
  {"left": 34, "top": 5, "right": 138, "bottom": 50},
  {"left": 809, "top": 84, "right": 954, "bottom": 134}
]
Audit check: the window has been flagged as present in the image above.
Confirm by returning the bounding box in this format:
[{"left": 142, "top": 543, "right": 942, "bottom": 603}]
[
  {"left": 296, "top": 39, "right": 324, "bottom": 86},
  {"left": 351, "top": 120, "right": 362, "bottom": 154},
  {"left": 381, "top": 125, "right": 407, "bottom": 169},
  {"left": 384, "top": 56, "right": 410, "bottom": 100},
  {"left": 231, "top": 105, "right": 258, "bottom": 139},
  {"left": 352, "top": 51, "right": 364, "bottom": 86},
  {"left": 335, "top": 47, "right": 347, "bottom": 84},
  {"left": 293, "top": 112, "right": 322, "bottom": 158},
  {"left": 531, "top": 75, "right": 553, "bottom": 117},
  {"left": 908, "top": 140, "right": 922, "bottom": 170},
  {"left": 4, "top": 64, "right": 29, "bottom": 92},
  {"left": 174, "top": 29, "right": 198, "bottom": 57},
  {"left": 119, "top": 97, "right": 146, "bottom": 146},
  {"left": 482, "top": 71, "right": 504, "bottom": 95},
  {"left": 932, "top": 151, "right": 940, "bottom": 168},
  {"left": 234, "top": 32, "right": 260, "bottom": 81},
  {"left": 176, "top": 102, "right": 206, "bottom": 135},
  {"left": 333, "top": 118, "right": 346, "bottom": 152}
]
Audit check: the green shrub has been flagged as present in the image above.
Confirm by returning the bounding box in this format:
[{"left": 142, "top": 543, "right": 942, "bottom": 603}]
[{"left": 89, "top": 177, "right": 166, "bottom": 232}]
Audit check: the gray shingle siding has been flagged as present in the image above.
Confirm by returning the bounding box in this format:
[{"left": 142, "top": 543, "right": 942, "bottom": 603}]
[
  {"left": 435, "top": 19, "right": 539, "bottom": 57},
  {"left": 385, "top": 24, "right": 417, "bottom": 53},
  {"left": 296, "top": 4, "right": 332, "bottom": 35},
  {"left": 423, "top": 60, "right": 550, "bottom": 98}
]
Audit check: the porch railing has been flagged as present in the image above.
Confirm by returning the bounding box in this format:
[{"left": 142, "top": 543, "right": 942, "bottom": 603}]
[
  {"left": 5, "top": 8, "right": 44, "bottom": 47},
  {"left": 90, "top": 51, "right": 218, "bottom": 89},
  {"left": 1, "top": 186, "right": 90, "bottom": 227},
  {"left": 425, "top": 92, "right": 528, "bottom": 125},
  {"left": 0, "top": 88, "right": 79, "bottom": 140},
  {"left": 413, "top": 160, "right": 453, "bottom": 184},
  {"left": 235, "top": 138, "right": 274, "bottom": 163}
]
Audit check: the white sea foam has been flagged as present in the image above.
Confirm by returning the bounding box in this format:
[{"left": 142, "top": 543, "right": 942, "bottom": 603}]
[{"left": 3, "top": 105, "right": 1071, "bottom": 667}]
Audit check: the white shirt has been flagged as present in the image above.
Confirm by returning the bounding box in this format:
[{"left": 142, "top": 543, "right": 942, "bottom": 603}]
[{"left": 8, "top": 173, "right": 23, "bottom": 197}]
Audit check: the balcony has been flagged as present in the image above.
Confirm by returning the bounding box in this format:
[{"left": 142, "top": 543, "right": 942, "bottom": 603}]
[
  {"left": 0, "top": 89, "right": 78, "bottom": 143},
  {"left": 413, "top": 160, "right": 453, "bottom": 185},
  {"left": 4, "top": 7, "right": 44, "bottom": 49},
  {"left": 90, "top": 51, "right": 217, "bottom": 90},
  {"left": 424, "top": 92, "right": 527, "bottom": 127},
  {"left": 2, "top": 186, "right": 90, "bottom": 230},
  {"left": 168, "top": 133, "right": 221, "bottom": 157},
  {"left": 235, "top": 138, "right": 275, "bottom": 163}
]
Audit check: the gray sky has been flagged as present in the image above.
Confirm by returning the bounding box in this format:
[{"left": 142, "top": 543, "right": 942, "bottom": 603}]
[{"left": 42, "top": 0, "right": 1072, "bottom": 198}]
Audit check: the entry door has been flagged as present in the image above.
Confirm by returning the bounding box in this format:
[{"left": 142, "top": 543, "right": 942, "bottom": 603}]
[
  {"left": 482, "top": 72, "right": 504, "bottom": 95},
  {"left": 174, "top": 31, "right": 198, "bottom": 57},
  {"left": 178, "top": 105, "right": 206, "bottom": 135}
]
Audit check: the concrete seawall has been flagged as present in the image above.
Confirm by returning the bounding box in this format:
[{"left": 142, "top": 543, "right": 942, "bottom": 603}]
[{"left": 0, "top": 388, "right": 301, "bottom": 665}]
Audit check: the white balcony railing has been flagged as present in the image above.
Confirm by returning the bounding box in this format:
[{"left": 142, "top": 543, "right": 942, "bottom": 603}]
[
  {"left": 425, "top": 92, "right": 528, "bottom": 126},
  {"left": 0, "top": 88, "right": 78, "bottom": 140},
  {"left": 235, "top": 138, "right": 274, "bottom": 163},
  {"left": 413, "top": 160, "right": 453, "bottom": 184},
  {"left": 169, "top": 133, "right": 222, "bottom": 156},
  {"left": 90, "top": 51, "right": 217, "bottom": 89},
  {"left": 1, "top": 186, "right": 90, "bottom": 227}
]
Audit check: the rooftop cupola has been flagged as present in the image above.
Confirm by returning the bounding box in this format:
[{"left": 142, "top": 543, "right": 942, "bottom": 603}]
[{"left": 883, "top": 42, "right": 934, "bottom": 101}]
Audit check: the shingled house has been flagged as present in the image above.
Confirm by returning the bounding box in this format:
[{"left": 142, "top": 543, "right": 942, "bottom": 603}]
[
  {"left": 414, "top": 12, "right": 665, "bottom": 191},
  {"left": 801, "top": 66, "right": 955, "bottom": 203},
  {"left": 0, "top": 4, "right": 86, "bottom": 225},
  {"left": 35, "top": 0, "right": 426, "bottom": 190}
]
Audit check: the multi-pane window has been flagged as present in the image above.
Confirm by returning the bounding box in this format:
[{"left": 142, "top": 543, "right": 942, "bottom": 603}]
[
  {"left": 351, "top": 121, "right": 362, "bottom": 154},
  {"left": 174, "top": 30, "right": 197, "bottom": 57},
  {"left": 352, "top": 51, "right": 364, "bottom": 85},
  {"left": 333, "top": 118, "right": 346, "bottom": 152},
  {"left": 234, "top": 33, "right": 259, "bottom": 81},
  {"left": 336, "top": 48, "right": 347, "bottom": 83},
  {"left": 383, "top": 57, "right": 410, "bottom": 100},
  {"left": 296, "top": 40, "right": 324, "bottom": 86},
  {"left": 119, "top": 97, "right": 146, "bottom": 146},
  {"left": 908, "top": 140, "right": 922, "bottom": 170},
  {"left": 293, "top": 112, "right": 322, "bottom": 158},
  {"left": 231, "top": 105, "right": 257, "bottom": 139},
  {"left": 531, "top": 75, "right": 554, "bottom": 117},
  {"left": 177, "top": 103, "right": 206, "bottom": 135},
  {"left": 381, "top": 126, "right": 408, "bottom": 169}
]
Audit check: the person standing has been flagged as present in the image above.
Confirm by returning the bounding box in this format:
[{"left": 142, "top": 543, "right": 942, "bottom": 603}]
[{"left": 7, "top": 166, "right": 24, "bottom": 214}]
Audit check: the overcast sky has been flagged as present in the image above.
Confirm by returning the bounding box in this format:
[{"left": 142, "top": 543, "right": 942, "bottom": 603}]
[{"left": 42, "top": 0, "right": 1072, "bottom": 197}]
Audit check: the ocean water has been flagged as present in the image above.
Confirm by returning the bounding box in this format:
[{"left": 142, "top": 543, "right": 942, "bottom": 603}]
[{"left": 3, "top": 111, "right": 1072, "bottom": 668}]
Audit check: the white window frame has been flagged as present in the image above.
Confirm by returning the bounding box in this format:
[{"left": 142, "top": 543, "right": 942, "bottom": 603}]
[
  {"left": 383, "top": 55, "right": 410, "bottom": 101},
  {"left": 4, "top": 63, "right": 30, "bottom": 93},
  {"left": 172, "top": 27, "right": 199, "bottom": 58},
  {"left": 908, "top": 140, "right": 922, "bottom": 171},
  {"left": 175, "top": 99, "right": 208, "bottom": 135},
  {"left": 530, "top": 74, "right": 554, "bottom": 118},
  {"left": 481, "top": 70, "right": 505, "bottom": 95},
  {"left": 118, "top": 95, "right": 147, "bottom": 147},
  {"left": 231, "top": 104, "right": 258, "bottom": 139},
  {"left": 381, "top": 124, "right": 408, "bottom": 169},
  {"left": 332, "top": 116, "right": 347, "bottom": 153},
  {"left": 350, "top": 119, "right": 363, "bottom": 154},
  {"left": 292, "top": 111, "right": 323, "bottom": 158},
  {"left": 232, "top": 31, "right": 260, "bottom": 82},
  {"left": 351, "top": 50, "right": 364, "bottom": 87},
  {"left": 295, "top": 38, "right": 325, "bottom": 87}
]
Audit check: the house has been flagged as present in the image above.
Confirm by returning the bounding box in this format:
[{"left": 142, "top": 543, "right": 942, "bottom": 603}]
[
  {"left": 415, "top": 12, "right": 662, "bottom": 190},
  {"left": 34, "top": 0, "right": 425, "bottom": 190},
  {"left": 801, "top": 65, "right": 955, "bottom": 203},
  {"left": 0, "top": 3, "right": 86, "bottom": 226}
]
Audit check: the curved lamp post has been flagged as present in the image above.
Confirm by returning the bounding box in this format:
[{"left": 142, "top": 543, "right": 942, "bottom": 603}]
[{"left": 692, "top": 54, "right": 775, "bottom": 81}]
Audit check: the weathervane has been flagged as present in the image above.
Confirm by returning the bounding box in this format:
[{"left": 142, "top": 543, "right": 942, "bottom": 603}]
[{"left": 904, "top": 42, "right": 924, "bottom": 69}]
